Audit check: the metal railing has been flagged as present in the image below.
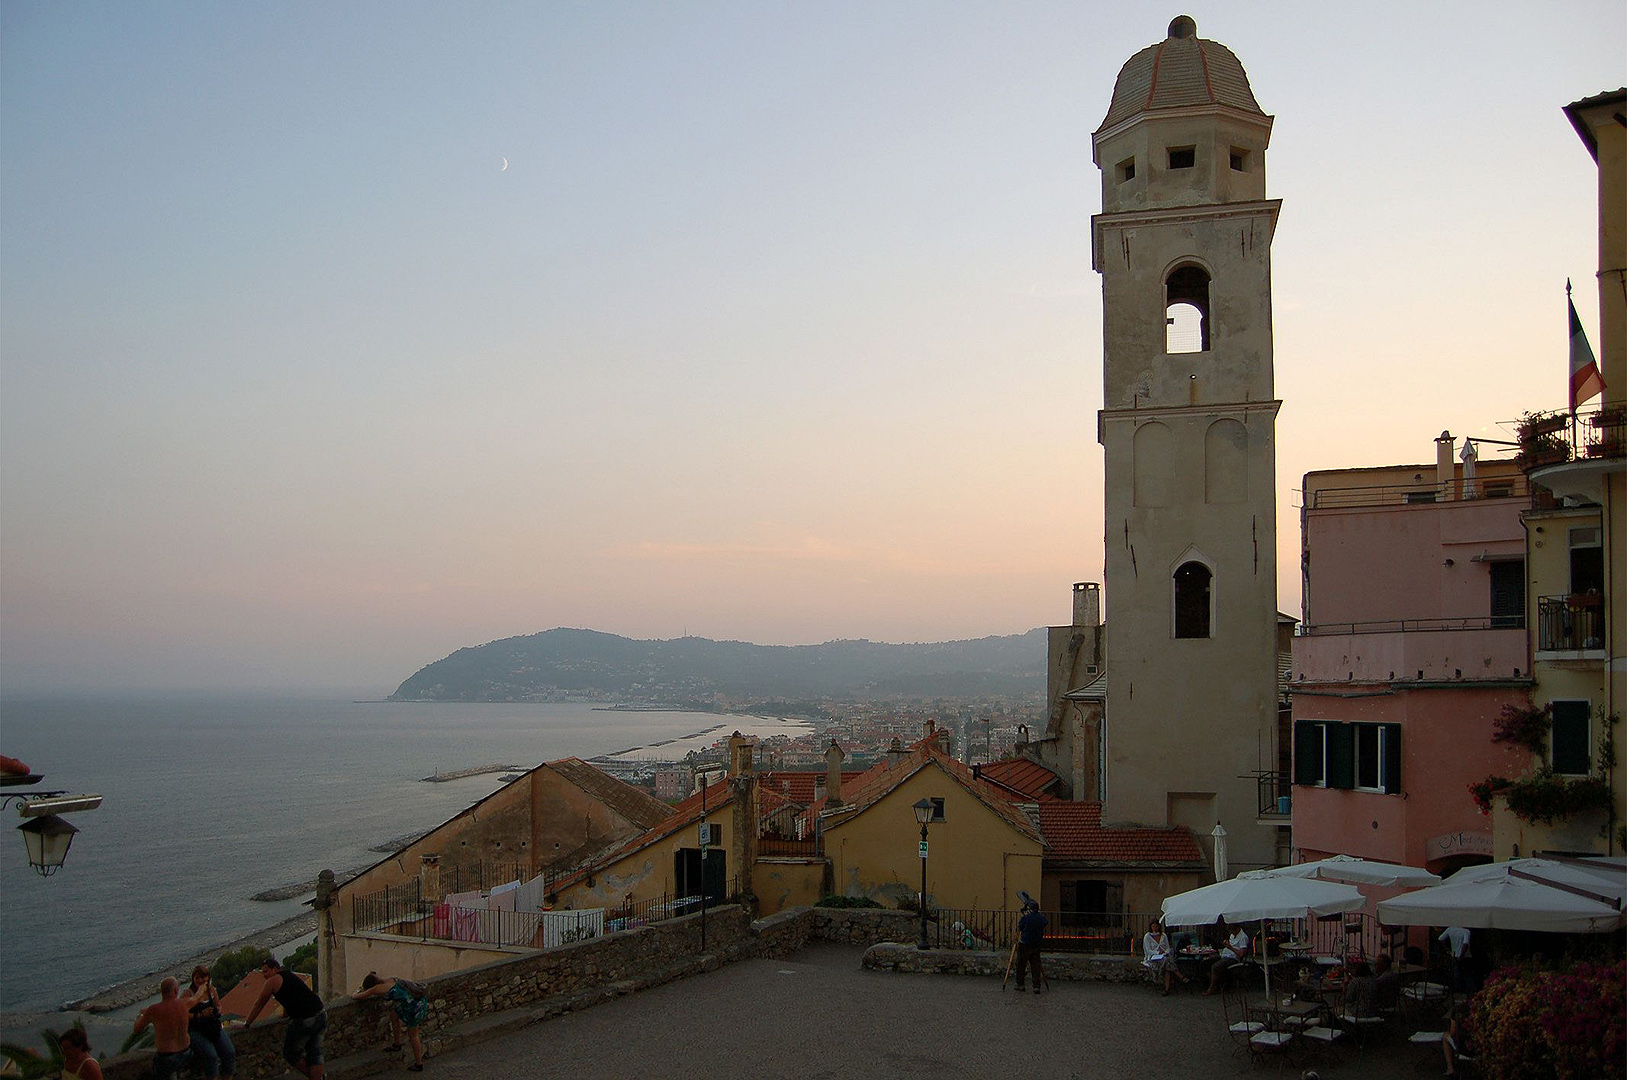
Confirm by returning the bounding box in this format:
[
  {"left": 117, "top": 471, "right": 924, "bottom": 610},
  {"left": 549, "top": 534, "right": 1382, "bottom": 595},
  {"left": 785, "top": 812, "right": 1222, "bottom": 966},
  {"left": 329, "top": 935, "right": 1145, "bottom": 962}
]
[
  {"left": 758, "top": 836, "right": 821, "bottom": 858},
  {"left": 1518, "top": 405, "right": 1627, "bottom": 469},
  {"left": 1301, "top": 616, "right": 1509, "bottom": 636},
  {"left": 923, "top": 908, "right": 1161, "bottom": 953},
  {"left": 351, "top": 876, "right": 743, "bottom": 950},
  {"left": 1300, "top": 475, "right": 1530, "bottom": 510},
  {"left": 1251, "top": 771, "right": 1290, "bottom": 818},
  {"left": 1537, "top": 594, "right": 1607, "bottom": 652}
]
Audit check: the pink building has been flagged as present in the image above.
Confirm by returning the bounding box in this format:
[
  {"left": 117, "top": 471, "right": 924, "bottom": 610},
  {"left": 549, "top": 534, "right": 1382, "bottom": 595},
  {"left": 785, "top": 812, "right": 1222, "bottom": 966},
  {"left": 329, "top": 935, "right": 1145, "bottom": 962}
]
[{"left": 1290, "top": 434, "right": 1533, "bottom": 877}]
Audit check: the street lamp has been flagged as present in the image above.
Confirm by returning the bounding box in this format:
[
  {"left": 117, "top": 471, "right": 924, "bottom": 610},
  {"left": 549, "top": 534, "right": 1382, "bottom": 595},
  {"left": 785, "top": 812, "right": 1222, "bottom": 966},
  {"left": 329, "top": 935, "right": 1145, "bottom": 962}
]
[
  {"left": 912, "top": 798, "right": 934, "bottom": 949},
  {"left": 17, "top": 814, "right": 79, "bottom": 877}
]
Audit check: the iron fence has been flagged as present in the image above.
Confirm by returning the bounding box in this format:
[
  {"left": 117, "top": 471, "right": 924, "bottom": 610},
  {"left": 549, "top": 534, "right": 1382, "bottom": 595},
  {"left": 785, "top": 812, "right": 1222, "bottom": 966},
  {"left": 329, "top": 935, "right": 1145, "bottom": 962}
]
[
  {"left": 758, "top": 836, "right": 821, "bottom": 858},
  {"left": 923, "top": 908, "right": 1162, "bottom": 954},
  {"left": 1537, "top": 594, "right": 1607, "bottom": 652},
  {"left": 352, "top": 876, "right": 744, "bottom": 949}
]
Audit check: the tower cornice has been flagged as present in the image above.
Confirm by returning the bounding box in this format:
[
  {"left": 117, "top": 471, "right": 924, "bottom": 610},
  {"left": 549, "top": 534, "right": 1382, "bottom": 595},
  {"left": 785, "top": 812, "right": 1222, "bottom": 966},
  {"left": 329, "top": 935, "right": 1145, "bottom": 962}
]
[
  {"left": 1092, "top": 199, "right": 1280, "bottom": 272},
  {"left": 1092, "top": 104, "right": 1275, "bottom": 161},
  {"left": 1095, "top": 399, "right": 1282, "bottom": 445}
]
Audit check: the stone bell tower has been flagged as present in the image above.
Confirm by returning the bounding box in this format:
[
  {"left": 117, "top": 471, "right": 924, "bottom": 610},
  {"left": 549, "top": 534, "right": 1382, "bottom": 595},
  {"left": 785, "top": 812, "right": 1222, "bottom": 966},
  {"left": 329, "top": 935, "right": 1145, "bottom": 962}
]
[{"left": 1092, "top": 16, "right": 1282, "bottom": 874}]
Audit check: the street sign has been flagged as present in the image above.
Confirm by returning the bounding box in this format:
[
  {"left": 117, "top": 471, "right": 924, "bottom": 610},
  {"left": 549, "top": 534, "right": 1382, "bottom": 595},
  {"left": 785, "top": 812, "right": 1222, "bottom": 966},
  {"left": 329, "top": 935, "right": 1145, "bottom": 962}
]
[{"left": 918, "top": 841, "right": 928, "bottom": 859}]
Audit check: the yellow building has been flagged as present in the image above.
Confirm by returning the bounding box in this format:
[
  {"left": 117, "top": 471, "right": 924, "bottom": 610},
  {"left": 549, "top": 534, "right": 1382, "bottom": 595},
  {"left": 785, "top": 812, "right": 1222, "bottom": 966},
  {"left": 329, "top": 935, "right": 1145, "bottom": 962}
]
[
  {"left": 1496, "top": 88, "right": 1626, "bottom": 858},
  {"left": 821, "top": 736, "right": 1044, "bottom": 911}
]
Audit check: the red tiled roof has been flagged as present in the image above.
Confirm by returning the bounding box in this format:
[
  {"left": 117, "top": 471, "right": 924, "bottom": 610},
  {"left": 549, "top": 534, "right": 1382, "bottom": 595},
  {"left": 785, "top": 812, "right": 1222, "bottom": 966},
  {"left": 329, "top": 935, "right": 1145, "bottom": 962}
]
[
  {"left": 823, "top": 742, "right": 1043, "bottom": 845},
  {"left": 1037, "top": 800, "right": 1204, "bottom": 865},
  {"left": 980, "top": 758, "right": 1061, "bottom": 800},
  {"left": 762, "top": 771, "right": 870, "bottom": 804},
  {"left": 549, "top": 778, "right": 735, "bottom": 894},
  {"left": 548, "top": 757, "right": 675, "bottom": 830}
]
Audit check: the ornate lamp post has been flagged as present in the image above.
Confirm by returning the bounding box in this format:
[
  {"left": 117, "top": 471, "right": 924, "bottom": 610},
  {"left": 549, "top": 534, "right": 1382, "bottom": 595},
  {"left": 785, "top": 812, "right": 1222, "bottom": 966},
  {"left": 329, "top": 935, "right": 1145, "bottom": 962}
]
[
  {"left": 912, "top": 797, "right": 934, "bottom": 949},
  {"left": 3, "top": 764, "right": 101, "bottom": 877}
]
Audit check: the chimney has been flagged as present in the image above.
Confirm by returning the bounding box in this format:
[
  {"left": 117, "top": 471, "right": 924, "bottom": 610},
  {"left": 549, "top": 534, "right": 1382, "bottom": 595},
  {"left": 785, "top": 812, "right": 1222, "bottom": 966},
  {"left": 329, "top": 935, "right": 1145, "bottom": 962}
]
[
  {"left": 727, "top": 731, "right": 756, "bottom": 777},
  {"left": 924, "top": 718, "right": 936, "bottom": 742},
  {"left": 1072, "top": 582, "right": 1101, "bottom": 627},
  {"left": 419, "top": 853, "right": 441, "bottom": 904},
  {"left": 824, "top": 740, "right": 845, "bottom": 807},
  {"left": 1435, "top": 431, "right": 1455, "bottom": 500},
  {"left": 1459, "top": 438, "right": 1479, "bottom": 500}
]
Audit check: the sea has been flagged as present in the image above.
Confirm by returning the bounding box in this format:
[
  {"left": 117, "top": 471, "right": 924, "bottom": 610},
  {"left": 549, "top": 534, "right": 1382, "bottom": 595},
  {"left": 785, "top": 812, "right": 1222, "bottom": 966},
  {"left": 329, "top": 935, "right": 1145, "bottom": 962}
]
[{"left": 0, "top": 692, "right": 812, "bottom": 1016}]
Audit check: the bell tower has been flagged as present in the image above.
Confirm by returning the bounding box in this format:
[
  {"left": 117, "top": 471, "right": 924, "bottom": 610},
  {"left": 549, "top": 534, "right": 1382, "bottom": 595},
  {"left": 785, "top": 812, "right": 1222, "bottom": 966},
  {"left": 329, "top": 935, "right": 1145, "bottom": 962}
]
[{"left": 1092, "top": 16, "right": 1282, "bottom": 874}]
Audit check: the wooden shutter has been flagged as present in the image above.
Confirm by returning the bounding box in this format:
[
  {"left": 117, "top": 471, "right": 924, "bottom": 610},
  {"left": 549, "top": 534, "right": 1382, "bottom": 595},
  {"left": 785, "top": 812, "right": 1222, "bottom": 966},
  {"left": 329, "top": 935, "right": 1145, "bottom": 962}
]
[
  {"left": 1489, "top": 561, "right": 1524, "bottom": 629},
  {"left": 1293, "top": 722, "right": 1323, "bottom": 785},
  {"left": 1382, "top": 724, "right": 1402, "bottom": 794},
  {"left": 1326, "top": 723, "right": 1355, "bottom": 790}
]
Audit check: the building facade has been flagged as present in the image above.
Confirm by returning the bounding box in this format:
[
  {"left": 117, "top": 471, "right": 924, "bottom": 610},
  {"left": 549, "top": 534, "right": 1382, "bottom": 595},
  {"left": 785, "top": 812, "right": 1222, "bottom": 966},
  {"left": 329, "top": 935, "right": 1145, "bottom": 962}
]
[{"left": 1290, "top": 439, "right": 1533, "bottom": 875}]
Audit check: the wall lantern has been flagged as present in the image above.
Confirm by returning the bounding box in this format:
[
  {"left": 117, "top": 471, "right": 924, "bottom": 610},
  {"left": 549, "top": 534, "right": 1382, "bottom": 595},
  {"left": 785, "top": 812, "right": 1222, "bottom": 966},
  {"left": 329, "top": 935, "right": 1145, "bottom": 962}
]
[{"left": 18, "top": 814, "right": 79, "bottom": 877}]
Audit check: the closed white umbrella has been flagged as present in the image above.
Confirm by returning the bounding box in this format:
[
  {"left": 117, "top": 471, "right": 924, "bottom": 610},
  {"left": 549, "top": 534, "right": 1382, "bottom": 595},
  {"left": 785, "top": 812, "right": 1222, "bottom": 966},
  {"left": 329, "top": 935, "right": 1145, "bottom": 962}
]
[
  {"left": 1240, "top": 854, "right": 1441, "bottom": 889},
  {"left": 1211, "top": 823, "right": 1228, "bottom": 883},
  {"left": 1377, "top": 858, "right": 1626, "bottom": 933},
  {"left": 1162, "top": 876, "right": 1366, "bottom": 998}
]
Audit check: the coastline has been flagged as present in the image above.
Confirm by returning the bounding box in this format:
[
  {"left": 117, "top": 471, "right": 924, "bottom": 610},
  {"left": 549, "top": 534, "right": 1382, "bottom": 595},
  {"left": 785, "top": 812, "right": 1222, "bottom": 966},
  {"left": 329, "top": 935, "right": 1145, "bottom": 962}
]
[{"left": 60, "top": 910, "right": 317, "bottom": 1013}]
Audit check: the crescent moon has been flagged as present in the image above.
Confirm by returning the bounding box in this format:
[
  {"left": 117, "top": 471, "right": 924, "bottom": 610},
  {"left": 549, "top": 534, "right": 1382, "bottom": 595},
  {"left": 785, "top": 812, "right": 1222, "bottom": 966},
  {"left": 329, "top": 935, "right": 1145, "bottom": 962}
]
[{"left": 501, "top": 157, "right": 509, "bottom": 172}]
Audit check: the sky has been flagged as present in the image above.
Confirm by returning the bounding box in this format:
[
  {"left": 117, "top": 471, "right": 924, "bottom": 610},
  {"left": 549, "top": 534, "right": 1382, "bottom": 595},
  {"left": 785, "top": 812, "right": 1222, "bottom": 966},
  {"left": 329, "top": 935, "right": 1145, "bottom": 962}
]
[{"left": 1, "top": 2, "right": 1620, "bottom": 693}]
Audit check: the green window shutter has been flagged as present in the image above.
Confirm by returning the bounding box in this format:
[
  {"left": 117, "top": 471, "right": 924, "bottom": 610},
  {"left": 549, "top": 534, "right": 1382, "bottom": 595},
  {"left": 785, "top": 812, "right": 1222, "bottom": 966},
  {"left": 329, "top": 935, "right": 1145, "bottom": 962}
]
[
  {"left": 1293, "top": 722, "right": 1322, "bottom": 785},
  {"left": 1551, "top": 701, "right": 1591, "bottom": 775},
  {"left": 1382, "top": 724, "right": 1402, "bottom": 794},
  {"left": 1327, "top": 723, "right": 1355, "bottom": 790}
]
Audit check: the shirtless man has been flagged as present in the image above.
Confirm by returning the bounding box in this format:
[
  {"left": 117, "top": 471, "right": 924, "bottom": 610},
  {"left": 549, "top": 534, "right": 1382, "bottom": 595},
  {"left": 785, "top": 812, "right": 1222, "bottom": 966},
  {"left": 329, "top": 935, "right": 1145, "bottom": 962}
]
[{"left": 132, "top": 977, "right": 193, "bottom": 1080}]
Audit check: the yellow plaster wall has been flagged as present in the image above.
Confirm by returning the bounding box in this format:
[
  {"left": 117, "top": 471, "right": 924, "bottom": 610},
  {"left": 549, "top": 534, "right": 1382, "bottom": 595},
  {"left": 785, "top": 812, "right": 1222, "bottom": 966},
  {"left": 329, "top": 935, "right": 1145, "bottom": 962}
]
[
  {"left": 752, "top": 858, "right": 827, "bottom": 915},
  {"left": 342, "top": 934, "right": 527, "bottom": 985},
  {"left": 824, "top": 763, "right": 1043, "bottom": 910},
  {"left": 553, "top": 804, "right": 733, "bottom": 911}
]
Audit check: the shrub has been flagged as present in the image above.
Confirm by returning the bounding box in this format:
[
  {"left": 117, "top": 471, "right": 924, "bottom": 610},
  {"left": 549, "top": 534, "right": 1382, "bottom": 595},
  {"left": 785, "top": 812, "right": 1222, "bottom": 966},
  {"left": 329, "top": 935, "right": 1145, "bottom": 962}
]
[
  {"left": 283, "top": 941, "right": 317, "bottom": 989},
  {"left": 211, "top": 944, "right": 272, "bottom": 996},
  {"left": 1472, "top": 960, "right": 1625, "bottom": 1080},
  {"left": 815, "top": 894, "right": 882, "bottom": 909},
  {"left": 1467, "top": 772, "right": 1612, "bottom": 824},
  {"left": 1491, "top": 703, "right": 1550, "bottom": 754}
]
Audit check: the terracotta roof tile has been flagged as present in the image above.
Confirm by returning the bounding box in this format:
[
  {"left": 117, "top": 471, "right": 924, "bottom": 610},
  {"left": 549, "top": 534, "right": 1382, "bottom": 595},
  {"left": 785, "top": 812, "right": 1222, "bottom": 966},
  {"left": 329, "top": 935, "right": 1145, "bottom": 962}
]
[
  {"left": 1038, "top": 800, "right": 1204, "bottom": 865},
  {"left": 980, "top": 758, "right": 1061, "bottom": 800},
  {"left": 547, "top": 757, "right": 674, "bottom": 830},
  {"left": 762, "top": 770, "right": 869, "bottom": 804}
]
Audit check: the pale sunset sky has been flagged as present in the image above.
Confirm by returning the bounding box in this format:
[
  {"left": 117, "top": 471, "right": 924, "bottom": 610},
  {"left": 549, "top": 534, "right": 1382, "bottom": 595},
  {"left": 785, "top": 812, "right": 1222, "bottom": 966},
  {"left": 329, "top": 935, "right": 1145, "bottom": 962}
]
[{"left": 1, "top": 3, "right": 1619, "bottom": 692}]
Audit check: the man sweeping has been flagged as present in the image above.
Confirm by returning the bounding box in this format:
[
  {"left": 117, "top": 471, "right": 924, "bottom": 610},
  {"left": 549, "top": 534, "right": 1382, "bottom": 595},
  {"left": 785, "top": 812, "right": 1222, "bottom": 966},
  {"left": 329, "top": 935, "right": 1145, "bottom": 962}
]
[{"left": 1013, "top": 899, "right": 1048, "bottom": 994}]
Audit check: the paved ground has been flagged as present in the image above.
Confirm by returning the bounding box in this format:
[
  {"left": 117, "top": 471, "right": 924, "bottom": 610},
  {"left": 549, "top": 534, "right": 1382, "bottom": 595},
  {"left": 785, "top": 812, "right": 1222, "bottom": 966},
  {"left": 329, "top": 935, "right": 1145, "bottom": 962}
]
[{"left": 419, "top": 945, "right": 1440, "bottom": 1080}]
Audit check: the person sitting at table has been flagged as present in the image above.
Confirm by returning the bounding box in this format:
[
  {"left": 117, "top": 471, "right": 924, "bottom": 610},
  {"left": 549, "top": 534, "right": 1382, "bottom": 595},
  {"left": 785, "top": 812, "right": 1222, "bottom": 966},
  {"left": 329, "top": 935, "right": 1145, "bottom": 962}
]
[
  {"left": 1204, "top": 920, "right": 1251, "bottom": 995},
  {"left": 1141, "top": 919, "right": 1184, "bottom": 996},
  {"left": 1344, "top": 961, "right": 1378, "bottom": 1017},
  {"left": 1372, "top": 953, "right": 1403, "bottom": 1011}
]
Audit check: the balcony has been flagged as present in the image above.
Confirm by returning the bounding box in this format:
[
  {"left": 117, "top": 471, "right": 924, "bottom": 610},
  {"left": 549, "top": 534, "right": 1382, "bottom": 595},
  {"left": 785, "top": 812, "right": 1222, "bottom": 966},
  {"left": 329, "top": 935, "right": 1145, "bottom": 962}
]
[
  {"left": 1517, "top": 404, "right": 1625, "bottom": 504},
  {"left": 1536, "top": 594, "right": 1607, "bottom": 656},
  {"left": 1292, "top": 623, "right": 1528, "bottom": 684}
]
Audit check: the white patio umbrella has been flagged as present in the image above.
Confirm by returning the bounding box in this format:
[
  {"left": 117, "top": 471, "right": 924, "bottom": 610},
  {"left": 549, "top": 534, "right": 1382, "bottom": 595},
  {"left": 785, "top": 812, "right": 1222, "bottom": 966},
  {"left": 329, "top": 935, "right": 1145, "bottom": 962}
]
[
  {"left": 1162, "top": 876, "right": 1366, "bottom": 997},
  {"left": 1211, "top": 823, "right": 1228, "bottom": 882},
  {"left": 1377, "top": 858, "right": 1626, "bottom": 933},
  {"left": 1240, "top": 854, "right": 1441, "bottom": 888}
]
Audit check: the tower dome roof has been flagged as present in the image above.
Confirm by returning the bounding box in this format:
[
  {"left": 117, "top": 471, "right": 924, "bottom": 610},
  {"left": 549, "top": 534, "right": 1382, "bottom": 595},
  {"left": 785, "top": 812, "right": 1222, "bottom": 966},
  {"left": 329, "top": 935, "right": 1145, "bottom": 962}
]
[{"left": 1097, "top": 16, "right": 1264, "bottom": 133}]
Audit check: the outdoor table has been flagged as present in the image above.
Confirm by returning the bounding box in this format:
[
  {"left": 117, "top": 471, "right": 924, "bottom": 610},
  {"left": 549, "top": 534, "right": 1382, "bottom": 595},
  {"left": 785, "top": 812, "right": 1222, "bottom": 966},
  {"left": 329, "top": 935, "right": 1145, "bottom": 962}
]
[{"left": 1176, "top": 946, "right": 1216, "bottom": 986}]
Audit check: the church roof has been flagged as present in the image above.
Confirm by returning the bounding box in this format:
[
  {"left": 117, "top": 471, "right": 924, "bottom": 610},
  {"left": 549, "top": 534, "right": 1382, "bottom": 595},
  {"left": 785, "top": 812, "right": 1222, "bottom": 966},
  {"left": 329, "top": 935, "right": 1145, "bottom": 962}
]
[{"left": 1097, "top": 16, "right": 1265, "bottom": 134}]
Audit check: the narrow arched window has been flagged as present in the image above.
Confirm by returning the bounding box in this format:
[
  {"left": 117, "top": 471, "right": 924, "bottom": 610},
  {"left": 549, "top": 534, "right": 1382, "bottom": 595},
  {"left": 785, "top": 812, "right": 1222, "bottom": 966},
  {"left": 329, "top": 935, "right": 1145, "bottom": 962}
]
[
  {"left": 1165, "top": 265, "right": 1210, "bottom": 354},
  {"left": 1174, "top": 561, "right": 1212, "bottom": 638}
]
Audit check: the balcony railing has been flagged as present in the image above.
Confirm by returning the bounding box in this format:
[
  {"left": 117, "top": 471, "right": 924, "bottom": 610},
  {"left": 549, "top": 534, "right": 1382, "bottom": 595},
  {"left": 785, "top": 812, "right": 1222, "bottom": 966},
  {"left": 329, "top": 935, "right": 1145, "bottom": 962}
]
[
  {"left": 1249, "top": 771, "right": 1291, "bottom": 818},
  {"left": 1299, "top": 475, "right": 1530, "bottom": 510},
  {"left": 1537, "top": 594, "right": 1607, "bottom": 652},
  {"left": 1301, "top": 616, "right": 1508, "bottom": 636},
  {"left": 1516, "top": 404, "right": 1627, "bottom": 470}
]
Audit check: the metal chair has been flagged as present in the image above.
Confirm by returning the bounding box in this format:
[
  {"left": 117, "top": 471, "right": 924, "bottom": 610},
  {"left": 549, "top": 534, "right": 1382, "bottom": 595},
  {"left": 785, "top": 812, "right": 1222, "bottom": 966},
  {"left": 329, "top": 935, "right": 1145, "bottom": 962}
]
[{"left": 1222, "top": 988, "right": 1265, "bottom": 1057}]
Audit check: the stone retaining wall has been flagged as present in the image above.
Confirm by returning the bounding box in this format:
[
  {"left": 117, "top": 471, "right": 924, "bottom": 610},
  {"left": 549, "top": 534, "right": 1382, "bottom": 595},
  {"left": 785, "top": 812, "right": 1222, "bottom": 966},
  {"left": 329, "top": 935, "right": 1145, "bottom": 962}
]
[
  {"left": 95, "top": 905, "right": 934, "bottom": 1079},
  {"left": 863, "top": 943, "right": 1155, "bottom": 985}
]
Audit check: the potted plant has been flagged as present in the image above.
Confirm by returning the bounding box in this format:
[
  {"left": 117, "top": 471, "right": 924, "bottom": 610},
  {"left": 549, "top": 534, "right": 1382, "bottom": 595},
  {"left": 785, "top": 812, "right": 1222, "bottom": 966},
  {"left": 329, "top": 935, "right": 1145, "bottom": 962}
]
[{"left": 1515, "top": 411, "right": 1571, "bottom": 469}]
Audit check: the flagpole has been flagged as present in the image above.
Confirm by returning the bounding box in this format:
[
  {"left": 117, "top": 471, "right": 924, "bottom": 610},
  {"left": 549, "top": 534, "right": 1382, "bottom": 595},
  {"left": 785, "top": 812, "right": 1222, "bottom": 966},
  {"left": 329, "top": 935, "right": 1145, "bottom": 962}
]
[{"left": 1568, "top": 280, "right": 1579, "bottom": 449}]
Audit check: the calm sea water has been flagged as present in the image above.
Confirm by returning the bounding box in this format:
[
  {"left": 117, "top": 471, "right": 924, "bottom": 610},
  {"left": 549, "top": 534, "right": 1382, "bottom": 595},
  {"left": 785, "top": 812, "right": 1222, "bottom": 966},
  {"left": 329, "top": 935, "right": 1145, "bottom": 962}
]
[{"left": 0, "top": 693, "right": 803, "bottom": 1012}]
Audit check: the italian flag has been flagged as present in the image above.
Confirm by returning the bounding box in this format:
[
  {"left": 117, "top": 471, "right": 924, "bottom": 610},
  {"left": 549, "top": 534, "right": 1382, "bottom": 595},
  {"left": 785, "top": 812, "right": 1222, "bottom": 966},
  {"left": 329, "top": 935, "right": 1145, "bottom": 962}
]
[{"left": 1570, "top": 284, "right": 1605, "bottom": 411}]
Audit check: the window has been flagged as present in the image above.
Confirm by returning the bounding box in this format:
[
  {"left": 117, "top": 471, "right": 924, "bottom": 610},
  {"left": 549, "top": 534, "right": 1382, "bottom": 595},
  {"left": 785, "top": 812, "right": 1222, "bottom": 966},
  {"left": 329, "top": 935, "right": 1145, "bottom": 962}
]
[
  {"left": 1116, "top": 157, "right": 1136, "bottom": 183},
  {"left": 1229, "top": 147, "right": 1249, "bottom": 171},
  {"left": 1570, "top": 527, "right": 1603, "bottom": 595},
  {"left": 1297, "top": 722, "right": 1400, "bottom": 793},
  {"left": 1173, "top": 561, "right": 1212, "bottom": 638},
  {"left": 1551, "top": 700, "right": 1591, "bottom": 775},
  {"left": 1405, "top": 491, "right": 1437, "bottom": 504},
  {"left": 1059, "top": 879, "right": 1123, "bottom": 929},
  {"left": 1167, "top": 146, "right": 1195, "bottom": 169},
  {"left": 1483, "top": 481, "right": 1514, "bottom": 498},
  {"left": 1165, "top": 264, "right": 1211, "bottom": 353},
  {"left": 929, "top": 797, "right": 946, "bottom": 822},
  {"left": 1489, "top": 560, "right": 1525, "bottom": 629}
]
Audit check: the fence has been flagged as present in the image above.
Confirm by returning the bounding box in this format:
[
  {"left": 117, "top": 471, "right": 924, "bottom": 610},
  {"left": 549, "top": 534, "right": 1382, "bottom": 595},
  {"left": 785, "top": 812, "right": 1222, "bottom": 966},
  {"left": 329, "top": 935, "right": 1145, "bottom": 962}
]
[
  {"left": 923, "top": 909, "right": 1162, "bottom": 954},
  {"left": 758, "top": 836, "right": 821, "bottom": 858},
  {"left": 1537, "top": 594, "right": 1607, "bottom": 652},
  {"left": 352, "top": 877, "right": 744, "bottom": 951}
]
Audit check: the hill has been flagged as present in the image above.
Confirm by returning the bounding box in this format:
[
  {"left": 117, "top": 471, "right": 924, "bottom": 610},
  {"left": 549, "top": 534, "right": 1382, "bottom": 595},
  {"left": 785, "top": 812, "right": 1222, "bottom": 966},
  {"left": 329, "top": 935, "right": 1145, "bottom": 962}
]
[{"left": 389, "top": 627, "right": 1046, "bottom": 703}]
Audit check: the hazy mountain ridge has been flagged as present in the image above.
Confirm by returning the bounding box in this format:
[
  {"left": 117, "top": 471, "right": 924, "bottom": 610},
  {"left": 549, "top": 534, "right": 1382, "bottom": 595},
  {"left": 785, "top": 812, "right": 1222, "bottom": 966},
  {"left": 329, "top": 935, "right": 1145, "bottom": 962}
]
[{"left": 389, "top": 627, "right": 1047, "bottom": 702}]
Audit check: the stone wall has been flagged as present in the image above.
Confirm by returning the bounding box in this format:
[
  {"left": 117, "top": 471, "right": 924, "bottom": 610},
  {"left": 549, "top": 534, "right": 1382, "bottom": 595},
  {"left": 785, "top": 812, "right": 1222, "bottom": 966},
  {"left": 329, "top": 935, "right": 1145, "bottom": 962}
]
[
  {"left": 863, "top": 942, "right": 1153, "bottom": 984},
  {"left": 94, "top": 905, "right": 967, "bottom": 1079}
]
